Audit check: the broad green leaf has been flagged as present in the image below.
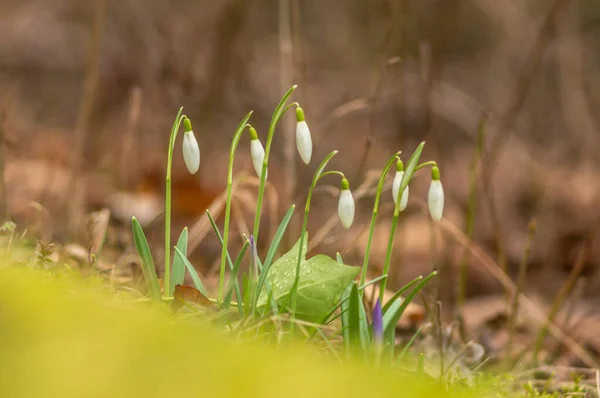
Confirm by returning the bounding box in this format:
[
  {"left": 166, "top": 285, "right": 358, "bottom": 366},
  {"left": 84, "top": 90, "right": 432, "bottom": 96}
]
[
  {"left": 257, "top": 234, "right": 360, "bottom": 322},
  {"left": 170, "top": 227, "right": 188, "bottom": 294},
  {"left": 174, "top": 247, "right": 207, "bottom": 296},
  {"left": 131, "top": 217, "right": 161, "bottom": 301}
]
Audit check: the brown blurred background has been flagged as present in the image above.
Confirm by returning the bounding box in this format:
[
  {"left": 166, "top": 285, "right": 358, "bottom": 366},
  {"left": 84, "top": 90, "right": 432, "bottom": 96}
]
[{"left": 2, "top": 0, "right": 600, "bottom": 331}]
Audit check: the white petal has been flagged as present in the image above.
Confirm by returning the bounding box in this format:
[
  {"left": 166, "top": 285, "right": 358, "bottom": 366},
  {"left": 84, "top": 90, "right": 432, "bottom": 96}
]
[
  {"left": 250, "top": 140, "right": 267, "bottom": 179},
  {"left": 399, "top": 186, "right": 409, "bottom": 211},
  {"left": 182, "top": 131, "right": 200, "bottom": 174},
  {"left": 296, "top": 121, "right": 312, "bottom": 164},
  {"left": 392, "top": 171, "right": 409, "bottom": 211},
  {"left": 338, "top": 189, "right": 355, "bottom": 228},
  {"left": 428, "top": 180, "right": 444, "bottom": 222}
]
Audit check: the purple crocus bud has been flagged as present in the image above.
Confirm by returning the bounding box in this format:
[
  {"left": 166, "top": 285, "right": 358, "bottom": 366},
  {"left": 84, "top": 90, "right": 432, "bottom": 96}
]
[
  {"left": 372, "top": 299, "right": 383, "bottom": 345},
  {"left": 249, "top": 235, "right": 258, "bottom": 269}
]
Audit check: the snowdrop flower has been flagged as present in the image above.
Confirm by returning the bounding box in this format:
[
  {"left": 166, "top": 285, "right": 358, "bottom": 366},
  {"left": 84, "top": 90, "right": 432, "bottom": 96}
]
[
  {"left": 248, "top": 127, "right": 267, "bottom": 179},
  {"left": 392, "top": 159, "right": 409, "bottom": 211},
  {"left": 295, "top": 107, "right": 312, "bottom": 164},
  {"left": 428, "top": 166, "right": 444, "bottom": 222},
  {"left": 338, "top": 178, "right": 355, "bottom": 229},
  {"left": 182, "top": 117, "right": 200, "bottom": 174}
]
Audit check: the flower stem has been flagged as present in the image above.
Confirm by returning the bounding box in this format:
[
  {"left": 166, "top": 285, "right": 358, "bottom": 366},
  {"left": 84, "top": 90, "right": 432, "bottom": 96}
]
[
  {"left": 378, "top": 142, "right": 426, "bottom": 304},
  {"left": 379, "top": 208, "right": 400, "bottom": 304},
  {"left": 164, "top": 108, "right": 186, "bottom": 298},
  {"left": 252, "top": 87, "right": 297, "bottom": 246},
  {"left": 286, "top": 150, "right": 338, "bottom": 322},
  {"left": 218, "top": 112, "right": 253, "bottom": 301},
  {"left": 360, "top": 152, "right": 400, "bottom": 290}
]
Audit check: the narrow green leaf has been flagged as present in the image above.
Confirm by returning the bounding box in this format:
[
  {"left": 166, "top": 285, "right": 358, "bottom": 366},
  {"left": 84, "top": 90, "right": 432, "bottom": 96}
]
[
  {"left": 340, "top": 284, "right": 352, "bottom": 353},
  {"left": 396, "top": 323, "right": 428, "bottom": 363},
  {"left": 348, "top": 283, "right": 360, "bottom": 350},
  {"left": 268, "top": 85, "right": 297, "bottom": 139},
  {"left": 242, "top": 272, "right": 255, "bottom": 317},
  {"left": 223, "top": 239, "right": 249, "bottom": 309},
  {"left": 357, "top": 294, "right": 369, "bottom": 352},
  {"left": 131, "top": 217, "right": 161, "bottom": 301},
  {"left": 174, "top": 246, "right": 207, "bottom": 296},
  {"left": 397, "top": 142, "right": 426, "bottom": 203},
  {"left": 256, "top": 257, "right": 278, "bottom": 317},
  {"left": 206, "top": 210, "right": 242, "bottom": 314},
  {"left": 383, "top": 271, "right": 437, "bottom": 339},
  {"left": 255, "top": 204, "right": 295, "bottom": 304},
  {"left": 358, "top": 275, "right": 388, "bottom": 291},
  {"left": 170, "top": 227, "right": 188, "bottom": 294},
  {"left": 382, "top": 275, "right": 424, "bottom": 314}
]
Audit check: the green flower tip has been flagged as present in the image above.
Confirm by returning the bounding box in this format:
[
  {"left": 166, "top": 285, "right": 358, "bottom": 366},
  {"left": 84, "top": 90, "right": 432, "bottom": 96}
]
[
  {"left": 296, "top": 107, "right": 305, "bottom": 122},
  {"left": 340, "top": 178, "right": 350, "bottom": 190},
  {"left": 183, "top": 117, "right": 192, "bottom": 132},
  {"left": 249, "top": 126, "right": 258, "bottom": 140},
  {"left": 396, "top": 159, "right": 404, "bottom": 172},
  {"left": 431, "top": 166, "right": 440, "bottom": 181}
]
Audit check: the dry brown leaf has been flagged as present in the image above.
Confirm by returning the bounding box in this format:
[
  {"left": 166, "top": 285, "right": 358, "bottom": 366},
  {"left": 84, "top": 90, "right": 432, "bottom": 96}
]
[{"left": 173, "top": 284, "right": 211, "bottom": 307}]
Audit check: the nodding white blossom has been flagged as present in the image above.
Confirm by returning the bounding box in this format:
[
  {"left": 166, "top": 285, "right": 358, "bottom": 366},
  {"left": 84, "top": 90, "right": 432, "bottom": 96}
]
[
  {"left": 249, "top": 127, "right": 267, "bottom": 179},
  {"left": 295, "top": 107, "right": 312, "bottom": 164},
  {"left": 428, "top": 166, "right": 444, "bottom": 222},
  {"left": 338, "top": 178, "right": 355, "bottom": 229},
  {"left": 182, "top": 118, "right": 200, "bottom": 174},
  {"left": 392, "top": 160, "right": 409, "bottom": 211}
]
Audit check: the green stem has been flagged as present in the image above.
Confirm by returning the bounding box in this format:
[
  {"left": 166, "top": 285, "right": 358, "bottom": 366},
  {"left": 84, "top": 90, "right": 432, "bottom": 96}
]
[
  {"left": 319, "top": 170, "right": 346, "bottom": 179},
  {"left": 287, "top": 150, "right": 339, "bottom": 321},
  {"left": 252, "top": 86, "right": 297, "bottom": 245},
  {"left": 360, "top": 152, "right": 400, "bottom": 290},
  {"left": 164, "top": 108, "right": 186, "bottom": 298},
  {"left": 414, "top": 161, "right": 437, "bottom": 172},
  {"left": 379, "top": 208, "right": 400, "bottom": 304},
  {"left": 218, "top": 112, "right": 253, "bottom": 301},
  {"left": 378, "top": 142, "right": 426, "bottom": 304}
]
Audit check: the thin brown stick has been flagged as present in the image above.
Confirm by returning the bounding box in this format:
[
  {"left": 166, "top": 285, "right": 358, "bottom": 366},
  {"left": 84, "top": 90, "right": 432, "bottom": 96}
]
[
  {"left": 68, "top": 0, "right": 108, "bottom": 237},
  {"left": 119, "top": 86, "right": 143, "bottom": 189}
]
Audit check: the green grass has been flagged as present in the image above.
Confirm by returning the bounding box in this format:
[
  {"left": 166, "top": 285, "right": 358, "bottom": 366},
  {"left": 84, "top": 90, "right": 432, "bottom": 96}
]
[{"left": 0, "top": 266, "right": 499, "bottom": 398}]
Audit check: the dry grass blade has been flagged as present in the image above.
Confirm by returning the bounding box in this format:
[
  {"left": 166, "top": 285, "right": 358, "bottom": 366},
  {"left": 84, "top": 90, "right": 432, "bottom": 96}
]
[{"left": 435, "top": 210, "right": 599, "bottom": 368}]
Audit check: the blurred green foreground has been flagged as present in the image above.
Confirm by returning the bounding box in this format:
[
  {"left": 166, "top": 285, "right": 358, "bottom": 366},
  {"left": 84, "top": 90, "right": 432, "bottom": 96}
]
[{"left": 0, "top": 267, "right": 491, "bottom": 398}]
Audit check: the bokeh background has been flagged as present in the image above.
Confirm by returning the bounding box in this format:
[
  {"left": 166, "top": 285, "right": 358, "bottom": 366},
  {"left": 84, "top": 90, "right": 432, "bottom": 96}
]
[{"left": 2, "top": 0, "right": 600, "bottom": 354}]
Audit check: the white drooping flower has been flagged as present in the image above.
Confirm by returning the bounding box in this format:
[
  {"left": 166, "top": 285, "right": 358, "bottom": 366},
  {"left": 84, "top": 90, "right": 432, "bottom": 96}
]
[
  {"left": 295, "top": 107, "right": 312, "bottom": 164},
  {"left": 428, "top": 166, "right": 444, "bottom": 222},
  {"left": 338, "top": 178, "right": 355, "bottom": 229},
  {"left": 249, "top": 127, "right": 267, "bottom": 179},
  {"left": 182, "top": 118, "right": 200, "bottom": 174},
  {"left": 392, "top": 160, "right": 409, "bottom": 211}
]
